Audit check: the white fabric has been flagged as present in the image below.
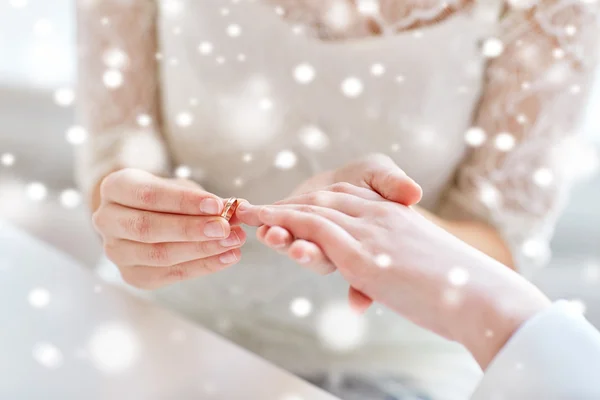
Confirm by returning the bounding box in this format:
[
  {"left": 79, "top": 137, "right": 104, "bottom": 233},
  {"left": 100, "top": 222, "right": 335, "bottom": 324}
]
[
  {"left": 472, "top": 301, "right": 600, "bottom": 399},
  {"left": 75, "top": 1, "right": 600, "bottom": 399}
]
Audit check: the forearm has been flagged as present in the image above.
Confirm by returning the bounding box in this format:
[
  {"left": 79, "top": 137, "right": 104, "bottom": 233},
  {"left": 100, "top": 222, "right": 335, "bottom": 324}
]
[{"left": 417, "top": 207, "right": 515, "bottom": 269}]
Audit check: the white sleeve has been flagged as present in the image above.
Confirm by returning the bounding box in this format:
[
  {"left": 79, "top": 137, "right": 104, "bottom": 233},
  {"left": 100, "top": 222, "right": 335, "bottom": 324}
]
[{"left": 471, "top": 301, "right": 600, "bottom": 399}]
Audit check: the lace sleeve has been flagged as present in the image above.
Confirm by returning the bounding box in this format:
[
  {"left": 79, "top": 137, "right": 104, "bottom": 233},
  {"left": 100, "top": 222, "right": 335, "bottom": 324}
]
[
  {"left": 75, "top": 0, "right": 170, "bottom": 197},
  {"left": 438, "top": 0, "right": 600, "bottom": 276}
]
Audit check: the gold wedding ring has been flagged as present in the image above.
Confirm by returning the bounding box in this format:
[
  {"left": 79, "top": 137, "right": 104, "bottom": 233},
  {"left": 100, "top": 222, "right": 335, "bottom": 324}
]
[{"left": 221, "top": 197, "right": 240, "bottom": 222}]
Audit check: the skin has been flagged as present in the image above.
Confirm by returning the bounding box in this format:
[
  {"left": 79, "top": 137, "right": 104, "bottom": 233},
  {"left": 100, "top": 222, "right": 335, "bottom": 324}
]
[
  {"left": 90, "top": 154, "right": 422, "bottom": 289},
  {"left": 236, "top": 186, "right": 551, "bottom": 370}
]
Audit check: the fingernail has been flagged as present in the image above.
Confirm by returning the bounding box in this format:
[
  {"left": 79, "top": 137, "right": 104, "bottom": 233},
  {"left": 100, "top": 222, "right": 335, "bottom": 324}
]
[
  {"left": 220, "top": 231, "right": 241, "bottom": 247},
  {"left": 204, "top": 220, "right": 227, "bottom": 238},
  {"left": 219, "top": 251, "right": 238, "bottom": 264},
  {"left": 200, "top": 198, "right": 221, "bottom": 215}
]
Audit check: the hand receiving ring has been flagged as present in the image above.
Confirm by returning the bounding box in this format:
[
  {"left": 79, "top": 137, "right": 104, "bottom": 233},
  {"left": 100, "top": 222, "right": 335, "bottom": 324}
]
[{"left": 221, "top": 197, "right": 240, "bottom": 222}]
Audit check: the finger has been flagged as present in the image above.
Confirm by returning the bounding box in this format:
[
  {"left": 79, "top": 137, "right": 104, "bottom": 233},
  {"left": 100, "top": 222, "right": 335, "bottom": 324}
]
[
  {"left": 119, "top": 249, "right": 241, "bottom": 290},
  {"left": 263, "top": 226, "right": 294, "bottom": 252},
  {"left": 235, "top": 201, "right": 263, "bottom": 227},
  {"left": 256, "top": 225, "right": 270, "bottom": 244},
  {"left": 101, "top": 168, "right": 223, "bottom": 215},
  {"left": 95, "top": 203, "right": 230, "bottom": 243},
  {"left": 228, "top": 199, "right": 250, "bottom": 226},
  {"left": 288, "top": 239, "right": 336, "bottom": 275},
  {"left": 256, "top": 206, "right": 371, "bottom": 277},
  {"left": 336, "top": 154, "right": 422, "bottom": 206},
  {"left": 272, "top": 190, "right": 372, "bottom": 217},
  {"left": 362, "top": 154, "right": 423, "bottom": 206},
  {"left": 348, "top": 286, "right": 374, "bottom": 314},
  {"left": 106, "top": 226, "right": 246, "bottom": 267}
]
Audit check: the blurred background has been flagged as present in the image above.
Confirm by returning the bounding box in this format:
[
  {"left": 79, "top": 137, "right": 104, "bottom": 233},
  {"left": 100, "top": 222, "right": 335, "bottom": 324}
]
[{"left": 1, "top": 0, "right": 599, "bottom": 326}]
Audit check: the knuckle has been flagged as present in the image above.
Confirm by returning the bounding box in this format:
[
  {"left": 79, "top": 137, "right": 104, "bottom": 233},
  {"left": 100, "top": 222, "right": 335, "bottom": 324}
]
[
  {"left": 147, "top": 243, "right": 170, "bottom": 265},
  {"left": 178, "top": 190, "right": 197, "bottom": 213},
  {"left": 91, "top": 209, "right": 103, "bottom": 232},
  {"left": 99, "top": 172, "right": 118, "bottom": 199},
  {"left": 305, "top": 191, "right": 326, "bottom": 206},
  {"left": 181, "top": 218, "right": 199, "bottom": 241},
  {"left": 165, "top": 263, "right": 190, "bottom": 282},
  {"left": 103, "top": 241, "right": 120, "bottom": 263},
  {"left": 297, "top": 204, "right": 317, "bottom": 214},
  {"left": 328, "top": 182, "right": 354, "bottom": 193},
  {"left": 128, "top": 212, "right": 152, "bottom": 241},
  {"left": 194, "top": 240, "right": 212, "bottom": 256},
  {"left": 135, "top": 183, "right": 158, "bottom": 207}
]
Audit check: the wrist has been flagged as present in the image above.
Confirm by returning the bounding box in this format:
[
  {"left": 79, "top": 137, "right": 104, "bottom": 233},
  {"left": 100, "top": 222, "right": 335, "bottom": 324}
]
[{"left": 452, "top": 258, "right": 551, "bottom": 369}]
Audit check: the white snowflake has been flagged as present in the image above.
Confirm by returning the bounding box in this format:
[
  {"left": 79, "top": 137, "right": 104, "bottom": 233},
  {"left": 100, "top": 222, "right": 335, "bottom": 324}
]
[
  {"left": 66, "top": 126, "right": 88, "bottom": 145},
  {"left": 533, "top": 168, "right": 554, "bottom": 187},
  {"left": 494, "top": 132, "right": 516, "bottom": 151},
  {"left": 341, "top": 77, "right": 364, "bottom": 98},
  {"left": 370, "top": 63, "right": 385, "bottom": 76},
  {"left": 32, "top": 342, "right": 63, "bottom": 369},
  {"left": 1, "top": 153, "right": 15, "bottom": 166},
  {"left": 324, "top": 0, "right": 353, "bottom": 31},
  {"left": 26, "top": 182, "right": 47, "bottom": 201},
  {"left": 565, "top": 25, "right": 577, "bottom": 36},
  {"left": 448, "top": 267, "right": 469, "bottom": 286},
  {"left": 226, "top": 24, "right": 242, "bottom": 37},
  {"left": 521, "top": 238, "right": 550, "bottom": 261},
  {"left": 60, "top": 189, "right": 82, "bottom": 209},
  {"left": 259, "top": 98, "right": 274, "bottom": 110},
  {"left": 290, "top": 297, "right": 313, "bottom": 317},
  {"left": 553, "top": 48, "right": 566, "bottom": 59},
  {"left": 28, "top": 287, "right": 51, "bottom": 308},
  {"left": 136, "top": 114, "right": 152, "bottom": 127},
  {"left": 293, "top": 63, "right": 316, "bottom": 84},
  {"left": 175, "top": 165, "right": 192, "bottom": 179},
  {"left": 464, "top": 127, "right": 487, "bottom": 147},
  {"left": 88, "top": 323, "right": 140, "bottom": 373},
  {"left": 175, "top": 112, "right": 193, "bottom": 127},
  {"left": 317, "top": 302, "right": 367, "bottom": 351},
  {"left": 274, "top": 150, "right": 297, "bottom": 170},
  {"left": 53, "top": 88, "right": 75, "bottom": 107},
  {"left": 357, "top": 0, "right": 380, "bottom": 15},
  {"left": 299, "top": 125, "right": 330, "bottom": 151},
  {"left": 481, "top": 38, "right": 504, "bottom": 58},
  {"left": 374, "top": 254, "right": 392, "bottom": 268},
  {"left": 198, "top": 42, "right": 214, "bottom": 55},
  {"left": 103, "top": 48, "right": 128, "bottom": 69},
  {"left": 103, "top": 69, "right": 123, "bottom": 89}
]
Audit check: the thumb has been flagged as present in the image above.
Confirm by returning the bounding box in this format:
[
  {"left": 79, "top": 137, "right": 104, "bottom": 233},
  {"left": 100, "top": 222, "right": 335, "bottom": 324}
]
[{"left": 362, "top": 155, "right": 423, "bottom": 206}]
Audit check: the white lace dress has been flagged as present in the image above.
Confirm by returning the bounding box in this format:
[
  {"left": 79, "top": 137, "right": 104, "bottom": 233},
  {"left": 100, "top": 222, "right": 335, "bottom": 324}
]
[{"left": 75, "top": 0, "right": 600, "bottom": 399}]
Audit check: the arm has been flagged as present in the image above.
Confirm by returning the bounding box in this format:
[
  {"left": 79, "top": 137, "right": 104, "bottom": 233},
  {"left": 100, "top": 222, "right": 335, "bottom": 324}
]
[
  {"left": 75, "top": 0, "right": 170, "bottom": 211},
  {"left": 472, "top": 301, "right": 600, "bottom": 399},
  {"left": 239, "top": 190, "right": 600, "bottom": 398},
  {"left": 436, "top": 0, "right": 600, "bottom": 274}
]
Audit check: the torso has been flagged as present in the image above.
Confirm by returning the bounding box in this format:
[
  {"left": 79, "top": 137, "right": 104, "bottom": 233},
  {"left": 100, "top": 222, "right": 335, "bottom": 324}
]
[{"left": 150, "top": 0, "right": 502, "bottom": 397}]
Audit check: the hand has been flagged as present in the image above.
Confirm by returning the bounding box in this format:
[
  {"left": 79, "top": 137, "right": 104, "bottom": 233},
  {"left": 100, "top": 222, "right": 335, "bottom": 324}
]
[
  {"left": 92, "top": 168, "right": 246, "bottom": 289},
  {"left": 241, "top": 186, "right": 551, "bottom": 369},
  {"left": 238, "top": 154, "right": 422, "bottom": 310}
]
